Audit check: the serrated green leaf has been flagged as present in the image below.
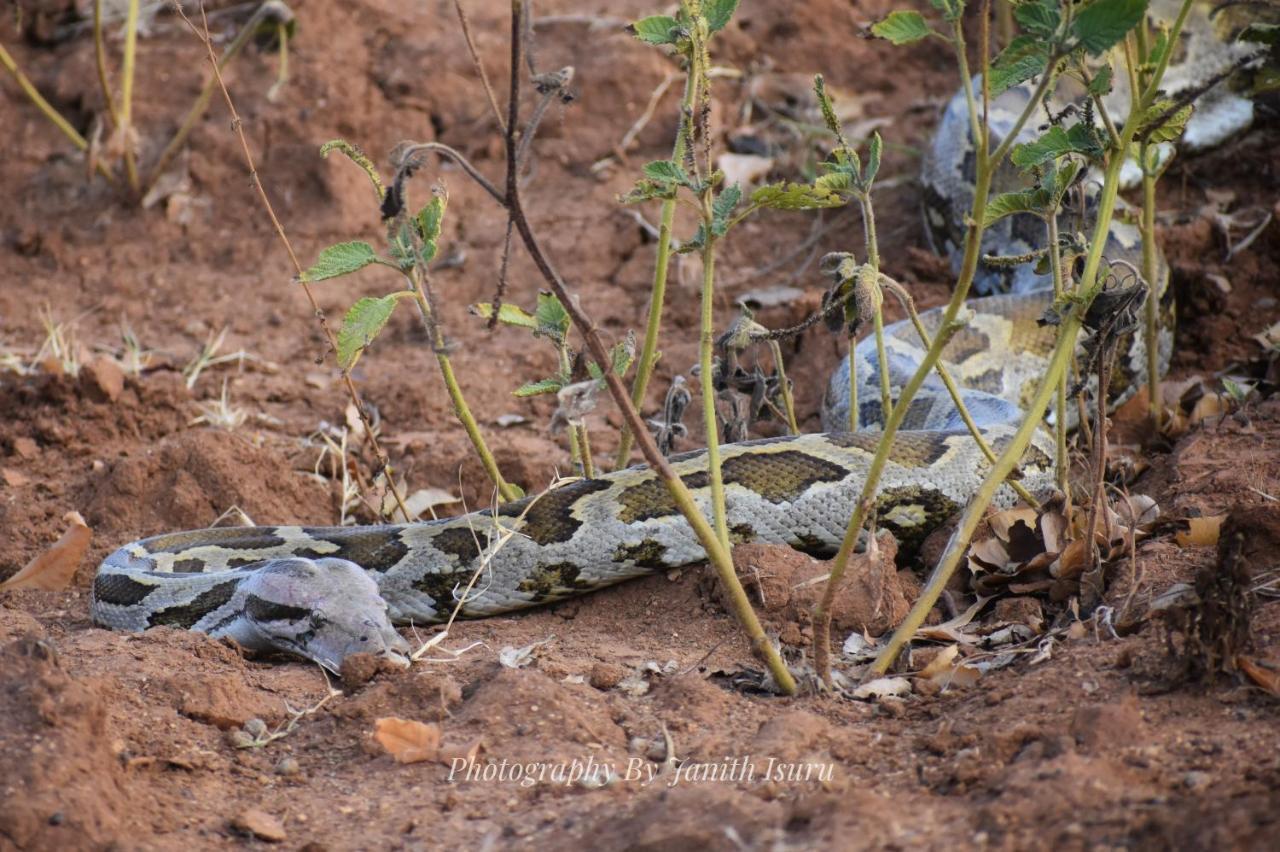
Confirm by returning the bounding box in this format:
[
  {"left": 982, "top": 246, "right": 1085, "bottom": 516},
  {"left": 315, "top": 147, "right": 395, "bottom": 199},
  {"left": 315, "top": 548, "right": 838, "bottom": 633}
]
[
  {"left": 871, "top": 10, "right": 932, "bottom": 45},
  {"left": 469, "top": 302, "right": 537, "bottom": 329},
  {"left": 514, "top": 377, "right": 565, "bottom": 397},
  {"left": 815, "top": 170, "right": 854, "bottom": 194},
  {"left": 703, "top": 0, "right": 739, "bottom": 32},
  {"left": 414, "top": 194, "right": 447, "bottom": 244},
  {"left": 983, "top": 190, "right": 1046, "bottom": 226},
  {"left": 1049, "top": 160, "right": 1082, "bottom": 206},
  {"left": 631, "top": 15, "right": 681, "bottom": 45},
  {"left": 677, "top": 224, "right": 708, "bottom": 254},
  {"left": 1072, "top": 0, "right": 1147, "bottom": 56},
  {"left": 1087, "top": 65, "right": 1114, "bottom": 96},
  {"left": 1014, "top": 0, "right": 1060, "bottom": 36},
  {"left": 336, "top": 293, "right": 412, "bottom": 369},
  {"left": 750, "top": 182, "right": 845, "bottom": 210},
  {"left": 711, "top": 184, "right": 742, "bottom": 235},
  {"left": 643, "top": 159, "right": 692, "bottom": 186},
  {"left": 1139, "top": 100, "right": 1194, "bottom": 143},
  {"left": 1010, "top": 123, "right": 1100, "bottom": 170},
  {"left": 865, "top": 132, "right": 883, "bottom": 187},
  {"left": 989, "top": 35, "right": 1050, "bottom": 96},
  {"left": 928, "top": 0, "right": 965, "bottom": 21},
  {"left": 534, "top": 291, "right": 571, "bottom": 341},
  {"left": 299, "top": 241, "right": 380, "bottom": 282},
  {"left": 620, "top": 178, "right": 679, "bottom": 204}
]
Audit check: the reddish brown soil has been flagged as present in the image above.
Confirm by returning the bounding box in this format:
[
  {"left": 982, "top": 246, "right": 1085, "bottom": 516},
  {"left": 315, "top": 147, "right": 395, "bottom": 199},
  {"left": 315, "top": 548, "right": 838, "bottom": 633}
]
[{"left": 3, "top": 2, "right": 1280, "bottom": 850}]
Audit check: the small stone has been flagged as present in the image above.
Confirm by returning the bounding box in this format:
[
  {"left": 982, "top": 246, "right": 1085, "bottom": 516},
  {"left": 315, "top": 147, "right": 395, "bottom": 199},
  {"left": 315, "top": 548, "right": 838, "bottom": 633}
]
[
  {"left": 228, "top": 730, "right": 255, "bottom": 749},
  {"left": 1183, "top": 770, "right": 1212, "bottom": 790},
  {"left": 243, "top": 718, "right": 268, "bottom": 738},
  {"left": 232, "top": 808, "right": 286, "bottom": 843},
  {"left": 12, "top": 437, "right": 38, "bottom": 459},
  {"left": 588, "top": 662, "right": 624, "bottom": 690},
  {"left": 2, "top": 468, "right": 29, "bottom": 488},
  {"left": 274, "top": 756, "right": 301, "bottom": 776},
  {"left": 81, "top": 356, "right": 125, "bottom": 402}
]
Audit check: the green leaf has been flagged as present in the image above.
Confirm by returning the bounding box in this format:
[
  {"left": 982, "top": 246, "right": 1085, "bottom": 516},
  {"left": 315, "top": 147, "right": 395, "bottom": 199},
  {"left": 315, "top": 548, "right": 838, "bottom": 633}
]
[
  {"left": 864, "top": 132, "right": 883, "bottom": 187},
  {"left": 929, "top": 0, "right": 965, "bottom": 22},
  {"left": 703, "top": 0, "right": 739, "bottom": 32},
  {"left": 1072, "top": 0, "right": 1148, "bottom": 56},
  {"left": 676, "top": 223, "right": 707, "bottom": 255},
  {"left": 750, "top": 181, "right": 844, "bottom": 210},
  {"left": 815, "top": 169, "right": 854, "bottom": 195},
  {"left": 586, "top": 332, "right": 637, "bottom": 382},
  {"left": 643, "top": 159, "right": 692, "bottom": 186},
  {"left": 534, "top": 291, "right": 571, "bottom": 341},
  {"left": 1010, "top": 123, "right": 1101, "bottom": 170},
  {"left": 1048, "top": 160, "right": 1082, "bottom": 206},
  {"left": 711, "top": 184, "right": 742, "bottom": 235},
  {"left": 620, "top": 178, "right": 679, "bottom": 204},
  {"left": 336, "top": 293, "right": 412, "bottom": 369},
  {"left": 1139, "top": 100, "right": 1194, "bottom": 143},
  {"left": 469, "top": 302, "right": 537, "bottom": 329},
  {"left": 871, "top": 10, "right": 932, "bottom": 45},
  {"left": 1014, "top": 0, "right": 1060, "bottom": 36},
  {"left": 299, "top": 241, "right": 380, "bottom": 282},
  {"left": 631, "top": 15, "right": 681, "bottom": 45},
  {"left": 514, "top": 377, "right": 565, "bottom": 397},
  {"left": 1087, "top": 65, "right": 1114, "bottom": 96},
  {"left": 983, "top": 190, "right": 1044, "bottom": 226},
  {"left": 414, "top": 194, "right": 447, "bottom": 244},
  {"left": 989, "top": 35, "right": 1050, "bottom": 96}
]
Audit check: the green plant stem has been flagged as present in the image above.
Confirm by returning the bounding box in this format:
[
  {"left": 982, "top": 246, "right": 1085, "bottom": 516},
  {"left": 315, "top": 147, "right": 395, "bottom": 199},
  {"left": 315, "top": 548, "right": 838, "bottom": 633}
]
[
  {"left": 812, "top": 33, "right": 1060, "bottom": 682},
  {"left": 0, "top": 44, "right": 115, "bottom": 182},
  {"left": 847, "top": 327, "right": 859, "bottom": 431},
  {"left": 868, "top": 43, "right": 1146, "bottom": 675},
  {"left": 411, "top": 286, "right": 519, "bottom": 502},
  {"left": 93, "top": 0, "right": 119, "bottom": 128},
  {"left": 1141, "top": 0, "right": 1195, "bottom": 105},
  {"left": 576, "top": 425, "right": 595, "bottom": 478},
  {"left": 266, "top": 21, "right": 289, "bottom": 101},
  {"left": 859, "top": 197, "right": 892, "bottom": 418},
  {"left": 614, "top": 71, "right": 699, "bottom": 469},
  {"left": 119, "top": 0, "right": 141, "bottom": 194},
  {"left": 557, "top": 344, "right": 591, "bottom": 477},
  {"left": 1047, "top": 213, "right": 1069, "bottom": 491},
  {"left": 699, "top": 225, "right": 731, "bottom": 551},
  {"left": 767, "top": 340, "right": 800, "bottom": 434},
  {"left": 881, "top": 276, "right": 1040, "bottom": 509},
  {"left": 147, "top": 5, "right": 266, "bottom": 191}
]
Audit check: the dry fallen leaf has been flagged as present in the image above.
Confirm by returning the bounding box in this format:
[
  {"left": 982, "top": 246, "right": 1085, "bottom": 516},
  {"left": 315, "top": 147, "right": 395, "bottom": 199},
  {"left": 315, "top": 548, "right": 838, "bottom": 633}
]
[
  {"left": 1175, "top": 515, "right": 1226, "bottom": 548},
  {"left": 1, "top": 511, "right": 93, "bottom": 591},
  {"left": 852, "top": 676, "right": 912, "bottom": 700},
  {"left": 1236, "top": 656, "right": 1280, "bottom": 696},
  {"left": 404, "top": 488, "right": 460, "bottom": 519},
  {"left": 437, "top": 737, "right": 483, "bottom": 767},
  {"left": 374, "top": 717, "right": 441, "bottom": 764},
  {"left": 917, "top": 644, "right": 982, "bottom": 689}
]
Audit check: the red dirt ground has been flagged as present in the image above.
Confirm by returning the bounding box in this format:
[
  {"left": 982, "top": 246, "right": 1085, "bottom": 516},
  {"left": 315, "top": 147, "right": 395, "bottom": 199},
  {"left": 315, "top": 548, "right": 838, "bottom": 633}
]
[{"left": 2, "top": 1, "right": 1279, "bottom": 849}]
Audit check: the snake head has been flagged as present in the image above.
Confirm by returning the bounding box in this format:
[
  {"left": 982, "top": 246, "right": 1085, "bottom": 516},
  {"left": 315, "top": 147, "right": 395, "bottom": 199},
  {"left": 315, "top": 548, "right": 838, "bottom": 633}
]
[{"left": 235, "top": 558, "right": 411, "bottom": 673}]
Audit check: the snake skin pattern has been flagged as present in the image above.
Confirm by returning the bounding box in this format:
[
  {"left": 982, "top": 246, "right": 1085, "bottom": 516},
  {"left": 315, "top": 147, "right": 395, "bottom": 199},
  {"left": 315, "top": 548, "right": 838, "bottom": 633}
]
[{"left": 92, "top": 0, "right": 1253, "bottom": 669}]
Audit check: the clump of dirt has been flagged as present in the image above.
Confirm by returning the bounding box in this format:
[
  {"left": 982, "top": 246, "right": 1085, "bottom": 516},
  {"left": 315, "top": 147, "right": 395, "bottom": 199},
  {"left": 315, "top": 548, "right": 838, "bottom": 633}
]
[{"left": 2, "top": 0, "right": 1280, "bottom": 849}]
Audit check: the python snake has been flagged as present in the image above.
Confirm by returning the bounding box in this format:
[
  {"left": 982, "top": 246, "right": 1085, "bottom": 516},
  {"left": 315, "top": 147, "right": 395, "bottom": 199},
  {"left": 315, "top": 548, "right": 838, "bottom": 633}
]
[{"left": 92, "top": 1, "right": 1263, "bottom": 671}]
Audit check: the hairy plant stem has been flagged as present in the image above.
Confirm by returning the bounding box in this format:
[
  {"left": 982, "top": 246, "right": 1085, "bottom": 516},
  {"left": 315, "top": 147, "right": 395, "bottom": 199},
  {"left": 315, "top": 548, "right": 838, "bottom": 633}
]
[
  {"left": 557, "top": 344, "right": 592, "bottom": 477},
  {"left": 767, "top": 340, "right": 800, "bottom": 434},
  {"left": 812, "top": 31, "right": 1060, "bottom": 683},
  {"left": 614, "top": 71, "right": 699, "bottom": 469},
  {"left": 868, "top": 42, "right": 1147, "bottom": 675},
  {"left": 500, "top": 1, "right": 794, "bottom": 694},
  {"left": 119, "top": 0, "right": 141, "bottom": 193},
  {"left": 148, "top": 4, "right": 270, "bottom": 192},
  {"left": 174, "top": 2, "right": 412, "bottom": 522},
  {"left": 407, "top": 275, "right": 520, "bottom": 503},
  {"left": 698, "top": 222, "right": 731, "bottom": 551}
]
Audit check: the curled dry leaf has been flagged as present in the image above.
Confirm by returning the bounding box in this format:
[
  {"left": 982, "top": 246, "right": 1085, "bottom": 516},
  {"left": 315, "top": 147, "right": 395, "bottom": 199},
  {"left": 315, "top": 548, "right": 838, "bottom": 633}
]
[
  {"left": 1, "top": 511, "right": 93, "bottom": 591},
  {"left": 374, "top": 717, "right": 441, "bottom": 764},
  {"left": 852, "top": 676, "right": 911, "bottom": 700},
  {"left": 917, "top": 644, "right": 982, "bottom": 689},
  {"left": 1175, "top": 515, "right": 1226, "bottom": 548}
]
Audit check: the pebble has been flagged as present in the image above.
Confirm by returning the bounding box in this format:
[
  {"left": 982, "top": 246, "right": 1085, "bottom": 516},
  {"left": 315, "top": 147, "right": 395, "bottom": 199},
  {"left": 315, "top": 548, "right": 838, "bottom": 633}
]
[
  {"left": 232, "top": 808, "right": 286, "bottom": 843},
  {"left": 588, "top": 662, "right": 624, "bottom": 690},
  {"left": 274, "top": 757, "right": 301, "bottom": 777}
]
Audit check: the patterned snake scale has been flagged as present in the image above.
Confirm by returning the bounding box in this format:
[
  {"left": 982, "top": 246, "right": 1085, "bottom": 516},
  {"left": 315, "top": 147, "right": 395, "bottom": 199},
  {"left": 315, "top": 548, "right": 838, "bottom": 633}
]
[{"left": 92, "top": 1, "right": 1260, "bottom": 670}]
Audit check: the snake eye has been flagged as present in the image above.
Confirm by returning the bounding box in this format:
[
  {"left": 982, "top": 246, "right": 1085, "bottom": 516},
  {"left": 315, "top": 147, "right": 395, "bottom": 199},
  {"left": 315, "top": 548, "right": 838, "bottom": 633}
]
[{"left": 360, "top": 635, "right": 369, "bottom": 643}]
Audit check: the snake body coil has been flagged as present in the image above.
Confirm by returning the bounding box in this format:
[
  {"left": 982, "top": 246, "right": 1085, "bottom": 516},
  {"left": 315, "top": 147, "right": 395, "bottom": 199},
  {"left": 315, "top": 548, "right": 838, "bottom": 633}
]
[{"left": 95, "top": 2, "right": 1264, "bottom": 669}]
